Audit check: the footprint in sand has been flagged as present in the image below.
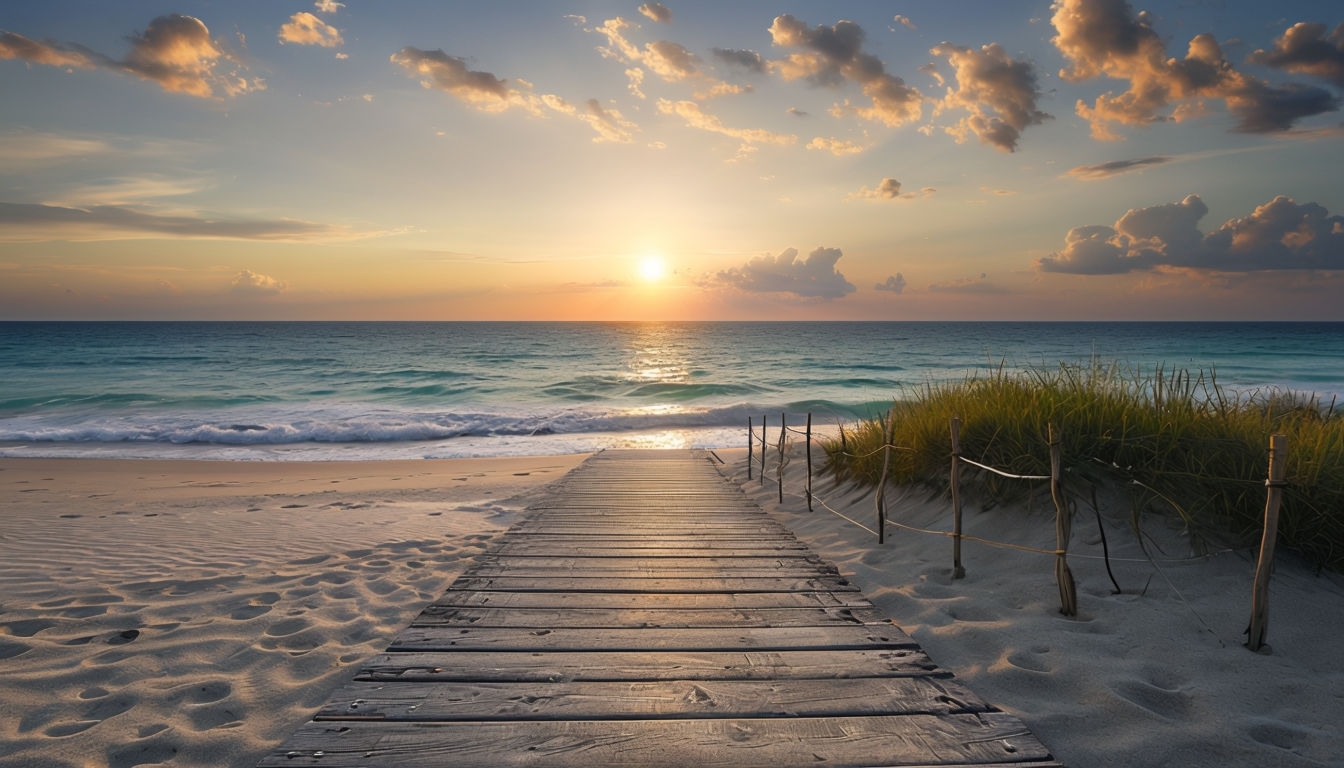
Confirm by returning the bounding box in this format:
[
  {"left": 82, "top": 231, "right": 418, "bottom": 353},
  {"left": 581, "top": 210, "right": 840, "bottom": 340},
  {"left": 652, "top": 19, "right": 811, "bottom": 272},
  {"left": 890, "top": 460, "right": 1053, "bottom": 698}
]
[
  {"left": 2, "top": 618, "right": 56, "bottom": 637},
  {"left": 43, "top": 720, "right": 101, "bottom": 737},
  {"left": 1108, "top": 670, "right": 1191, "bottom": 720},
  {"left": 106, "top": 629, "right": 140, "bottom": 645},
  {"left": 229, "top": 604, "right": 272, "bottom": 621},
  {"left": 264, "top": 617, "right": 311, "bottom": 637}
]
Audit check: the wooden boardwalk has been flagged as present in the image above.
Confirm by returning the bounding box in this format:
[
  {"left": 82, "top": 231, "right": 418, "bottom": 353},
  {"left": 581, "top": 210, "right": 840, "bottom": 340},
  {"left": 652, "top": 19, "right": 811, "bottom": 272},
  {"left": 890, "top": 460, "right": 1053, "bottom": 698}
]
[{"left": 259, "top": 450, "right": 1061, "bottom": 767}]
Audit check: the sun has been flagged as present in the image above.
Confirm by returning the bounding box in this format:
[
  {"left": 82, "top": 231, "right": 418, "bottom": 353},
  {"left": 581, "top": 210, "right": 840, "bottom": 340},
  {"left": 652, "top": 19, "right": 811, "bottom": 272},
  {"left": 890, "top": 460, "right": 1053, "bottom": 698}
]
[{"left": 637, "top": 255, "right": 667, "bottom": 283}]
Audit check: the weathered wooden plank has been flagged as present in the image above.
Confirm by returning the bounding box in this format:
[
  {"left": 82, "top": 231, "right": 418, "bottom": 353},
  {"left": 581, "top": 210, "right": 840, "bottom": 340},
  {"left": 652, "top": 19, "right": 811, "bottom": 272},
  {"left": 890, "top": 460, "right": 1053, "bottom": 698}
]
[
  {"left": 389, "top": 624, "right": 916, "bottom": 653},
  {"left": 426, "top": 590, "right": 874, "bottom": 610},
  {"left": 473, "top": 559, "right": 827, "bottom": 570},
  {"left": 410, "top": 604, "right": 888, "bottom": 628},
  {"left": 441, "top": 575, "right": 861, "bottom": 593},
  {"left": 314, "top": 677, "right": 995, "bottom": 721},
  {"left": 257, "top": 713, "right": 1059, "bottom": 767},
  {"left": 487, "top": 543, "right": 811, "bottom": 557},
  {"left": 354, "top": 648, "right": 946, "bottom": 683},
  {"left": 461, "top": 564, "right": 839, "bottom": 580}
]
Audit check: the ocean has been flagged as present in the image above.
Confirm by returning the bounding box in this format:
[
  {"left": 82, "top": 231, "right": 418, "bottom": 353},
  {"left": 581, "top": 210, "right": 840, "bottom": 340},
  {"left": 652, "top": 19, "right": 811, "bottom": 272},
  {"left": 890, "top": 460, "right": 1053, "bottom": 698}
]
[{"left": 1, "top": 321, "right": 1341, "bottom": 461}]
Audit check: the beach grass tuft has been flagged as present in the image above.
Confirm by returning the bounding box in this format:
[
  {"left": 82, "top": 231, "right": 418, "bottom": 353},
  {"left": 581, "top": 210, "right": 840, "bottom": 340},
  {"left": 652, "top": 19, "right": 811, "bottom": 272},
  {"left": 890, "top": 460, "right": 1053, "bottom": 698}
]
[{"left": 823, "top": 363, "right": 1344, "bottom": 571}]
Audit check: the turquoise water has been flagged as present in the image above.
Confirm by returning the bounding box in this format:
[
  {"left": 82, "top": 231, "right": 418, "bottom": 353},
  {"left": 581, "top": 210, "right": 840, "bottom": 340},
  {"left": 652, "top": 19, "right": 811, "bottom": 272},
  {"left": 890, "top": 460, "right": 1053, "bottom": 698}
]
[{"left": 1, "top": 321, "right": 1340, "bottom": 460}]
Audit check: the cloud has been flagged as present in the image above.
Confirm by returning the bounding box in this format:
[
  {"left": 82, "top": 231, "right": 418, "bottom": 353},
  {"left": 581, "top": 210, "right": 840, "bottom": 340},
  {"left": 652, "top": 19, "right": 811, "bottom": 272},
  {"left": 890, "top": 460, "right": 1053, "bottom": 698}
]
[
  {"left": 875, "top": 273, "right": 907, "bottom": 293},
  {"left": 848, "top": 178, "right": 933, "bottom": 201},
  {"left": 578, "top": 98, "right": 637, "bottom": 143},
  {"left": 767, "top": 15, "right": 924, "bottom": 127},
  {"left": 231, "top": 269, "right": 287, "bottom": 296},
  {"left": 2, "top": 15, "right": 262, "bottom": 98},
  {"left": 1038, "top": 194, "right": 1344, "bottom": 274},
  {"left": 0, "top": 201, "right": 349, "bottom": 242},
  {"left": 643, "top": 40, "right": 699, "bottom": 82},
  {"left": 1065, "top": 155, "right": 1172, "bottom": 180},
  {"left": 806, "top": 136, "right": 864, "bottom": 156},
  {"left": 1051, "top": 0, "right": 1337, "bottom": 138},
  {"left": 279, "top": 12, "right": 343, "bottom": 48},
  {"left": 851, "top": 177, "right": 903, "bottom": 199},
  {"left": 931, "top": 42, "right": 1050, "bottom": 152},
  {"left": 594, "top": 16, "right": 742, "bottom": 95},
  {"left": 314, "top": 0, "right": 344, "bottom": 13},
  {"left": 0, "top": 132, "right": 111, "bottom": 166},
  {"left": 1249, "top": 22, "right": 1344, "bottom": 87},
  {"left": 787, "top": 107, "right": 809, "bottom": 117},
  {"left": 713, "top": 48, "right": 766, "bottom": 73},
  {"left": 656, "top": 99, "right": 796, "bottom": 146},
  {"left": 390, "top": 47, "right": 524, "bottom": 112},
  {"left": 0, "top": 32, "right": 96, "bottom": 69},
  {"left": 637, "top": 3, "right": 672, "bottom": 24},
  {"left": 711, "top": 246, "right": 856, "bottom": 299},
  {"left": 893, "top": 15, "right": 917, "bottom": 31}
]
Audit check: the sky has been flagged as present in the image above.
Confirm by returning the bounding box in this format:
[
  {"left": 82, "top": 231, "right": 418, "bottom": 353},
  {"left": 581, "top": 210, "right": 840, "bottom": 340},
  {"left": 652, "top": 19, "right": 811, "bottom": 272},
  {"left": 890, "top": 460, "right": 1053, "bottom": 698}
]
[{"left": 2, "top": 0, "right": 1343, "bottom": 321}]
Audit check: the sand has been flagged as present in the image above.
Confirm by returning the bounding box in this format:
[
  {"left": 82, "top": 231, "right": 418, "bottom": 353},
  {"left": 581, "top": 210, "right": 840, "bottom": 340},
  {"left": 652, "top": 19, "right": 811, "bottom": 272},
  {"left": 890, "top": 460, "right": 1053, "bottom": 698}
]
[
  {"left": 0, "top": 455, "right": 586, "bottom": 768},
  {"left": 2, "top": 449, "right": 1342, "bottom": 767},
  {"left": 722, "top": 447, "right": 1344, "bottom": 767}
]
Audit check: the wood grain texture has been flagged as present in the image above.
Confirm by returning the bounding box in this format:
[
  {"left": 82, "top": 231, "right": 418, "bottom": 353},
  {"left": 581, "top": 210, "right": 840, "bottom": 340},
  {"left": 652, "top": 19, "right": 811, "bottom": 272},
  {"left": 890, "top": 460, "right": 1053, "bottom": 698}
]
[{"left": 260, "top": 450, "right": 1060, "bottom": 767}]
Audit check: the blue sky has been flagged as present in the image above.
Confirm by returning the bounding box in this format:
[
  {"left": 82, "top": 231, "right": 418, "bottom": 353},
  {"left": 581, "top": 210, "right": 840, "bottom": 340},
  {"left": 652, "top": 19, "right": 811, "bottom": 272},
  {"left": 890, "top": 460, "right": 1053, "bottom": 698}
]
[{"left": 2, "top": 0, "right": 1343, "bottom": 319}]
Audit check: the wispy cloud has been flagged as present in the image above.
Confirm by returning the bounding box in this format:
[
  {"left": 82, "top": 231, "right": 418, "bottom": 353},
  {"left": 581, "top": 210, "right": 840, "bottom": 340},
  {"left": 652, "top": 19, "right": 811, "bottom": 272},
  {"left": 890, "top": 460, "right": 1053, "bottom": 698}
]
[
  {"left": 875, "top": 273, "right": 907, "bottom": 293},
  {"left": 1065, "top": 155, "right": 1172, "bottom": 180},
  {"left": 806, "top": 136, "right": 865, "bottom": 156},
  {"left": 637, "top": 3, "right": 672, "bottom": 24},
  {"left": 0, "top": 201, "right": 364, "bottom": 243},
  {"left": 231, "top": 269, "right": 287, "bottom": 296},
  {"left": 657, "top": 99, "right": 796, "bottom": 146},
  {"left": 1249, "top": 22, "right": 1344, "bottom": 87},
  {"left": 1, "top": 15, "right": 262, "bottom": 98},
  {"left": 847, "top": 178, "right": 934, "bottom": 201}
]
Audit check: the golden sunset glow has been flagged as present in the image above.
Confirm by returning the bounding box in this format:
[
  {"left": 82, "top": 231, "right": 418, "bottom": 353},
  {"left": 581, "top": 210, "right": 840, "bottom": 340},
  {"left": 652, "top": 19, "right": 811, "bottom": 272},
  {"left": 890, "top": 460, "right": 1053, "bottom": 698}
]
[
  {"left": 638, "top": 255, "right": 667, "bottom": 283},
  {"left": 0, "top": 2, "right": 1341, "bottom": 320}
]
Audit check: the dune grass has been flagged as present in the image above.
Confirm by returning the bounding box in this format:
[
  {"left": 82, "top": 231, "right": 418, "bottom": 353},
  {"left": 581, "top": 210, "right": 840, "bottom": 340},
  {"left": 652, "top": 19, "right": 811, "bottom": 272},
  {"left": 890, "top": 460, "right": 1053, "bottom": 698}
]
[{"left": 823, "top": 363, "right": 1344, "bottom": 571}]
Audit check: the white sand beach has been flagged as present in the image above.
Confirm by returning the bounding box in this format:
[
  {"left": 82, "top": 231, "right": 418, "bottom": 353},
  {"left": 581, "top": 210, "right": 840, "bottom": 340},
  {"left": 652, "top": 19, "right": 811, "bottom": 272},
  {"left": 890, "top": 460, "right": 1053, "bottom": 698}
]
[
  {"left": 721, "top": 447, "right": 1344, "bottom": 767},
  {"left": 1, "top": 449, "right": 1341, "bottom": 767},
  {"left": 0, "top": 455, "right": 586, "bottom": 768}
]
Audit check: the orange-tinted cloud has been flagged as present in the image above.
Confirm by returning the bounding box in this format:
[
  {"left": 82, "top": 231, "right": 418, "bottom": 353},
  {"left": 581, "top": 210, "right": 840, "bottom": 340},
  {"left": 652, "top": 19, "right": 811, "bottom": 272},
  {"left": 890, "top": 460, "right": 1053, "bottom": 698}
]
[
  {"left": 1249, "top": 22, "right": 1344, "bottom": 87},
  {"left": 0, "top": 32, "right": 96, "bottom": 69},
  {"left": 767, "top": 15, "right": 924, "bottom": 127},
  {"left": 1039, "top": 194, "right": 1344, "bottom": 273},
  {"left": 278, "top": 12, "right": 343, "bottom": 48},
  {"left": 2, "top": 15, "right": 260, "bottom": 98},
  {"left": 656, "top": 99, "right": 796, "bottom": 145},
  {"left": 390, "top": 47, "right": 517, "bottom": 111},
  {"left": 931, "top": 42, "right": 1050, "bottom": 152},
  {"left": 637, "top": 3, "right": 671, "bottom": 24},
  {"left": 1051, "top": 0, "right": 1337, "bottom": 138}
]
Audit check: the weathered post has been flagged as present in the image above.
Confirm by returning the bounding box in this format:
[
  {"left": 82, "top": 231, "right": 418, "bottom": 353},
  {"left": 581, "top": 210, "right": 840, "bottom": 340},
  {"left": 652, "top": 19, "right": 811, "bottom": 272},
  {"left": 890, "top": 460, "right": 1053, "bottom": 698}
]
[
  {"left": 759, "top": 414, "right": 767, "bottom": 486},
  {"left": 805, "top": 412, "right": 813, "bottom": 512},
  {"left": 950, "top": 416, "right": 966, "bottom": 579},
  {"left": 1247, "top": 434, "right": 1288, "bottom": 653},
  {"left": 875, "top": 407, "right": 893, "bottom": 544},
  {"left": 747, "top": 417, "right": 753, "bottom": 480},
  {"left": 777, "top": 412, "right": 786, "bottom": 504},
  {"left": 1050, "top": 424, "right": 1077, "bottom": 617}
]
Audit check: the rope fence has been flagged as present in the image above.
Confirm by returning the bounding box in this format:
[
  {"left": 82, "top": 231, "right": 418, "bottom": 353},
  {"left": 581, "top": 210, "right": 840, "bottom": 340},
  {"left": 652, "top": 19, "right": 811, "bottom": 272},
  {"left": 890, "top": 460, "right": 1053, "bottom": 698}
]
[{"left": 745, "top": 413, "right": 1288, "bottom": 650}]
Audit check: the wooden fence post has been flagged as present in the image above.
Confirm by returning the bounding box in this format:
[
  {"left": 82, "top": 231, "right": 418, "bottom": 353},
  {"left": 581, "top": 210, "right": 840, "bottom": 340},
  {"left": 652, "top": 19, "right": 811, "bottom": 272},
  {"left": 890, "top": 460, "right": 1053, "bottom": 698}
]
[
  {"left": 1050, "top": 424, "right": 1078, "bottom": 617},
  {"left": 805, "top": 413, "right": 813, "bottom": 512},
  {"left": 1247, "top": 433, "right": 1287, "bottom": 653},
  {"left": 950, "top": 416, "right": 966, "bottom": 579},
  {"left": 777, "top": 413, "right": 786, "bottom": 504},
  {"left": 747, "top": 417, "right": 753, "bottom": 480},
  {"left": 875, "top": 407, "right": 893, "bottom": 544},
  {"left": 759, "top": 414, "right": 767, "bottom": 486}
]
